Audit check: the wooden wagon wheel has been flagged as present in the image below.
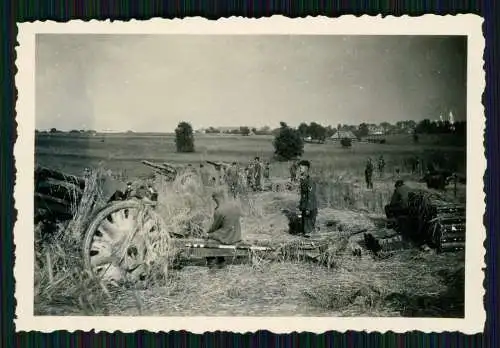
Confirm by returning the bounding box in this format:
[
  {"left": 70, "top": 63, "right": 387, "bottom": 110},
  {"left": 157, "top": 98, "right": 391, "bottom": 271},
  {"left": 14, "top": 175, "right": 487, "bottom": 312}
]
[{"left": 82, "top": 200, "right": 169, "bottom": 284}]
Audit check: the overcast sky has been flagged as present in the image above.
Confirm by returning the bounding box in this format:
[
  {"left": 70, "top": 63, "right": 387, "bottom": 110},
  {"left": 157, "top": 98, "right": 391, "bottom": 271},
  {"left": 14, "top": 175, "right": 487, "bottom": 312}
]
[{"left": 36, "top": 34, "right": 466, "bottom": 132}]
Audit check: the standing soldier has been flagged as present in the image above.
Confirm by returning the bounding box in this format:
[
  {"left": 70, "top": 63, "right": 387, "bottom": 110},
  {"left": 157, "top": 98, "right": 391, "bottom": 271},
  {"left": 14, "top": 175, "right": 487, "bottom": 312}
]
[
  {"left": 253, "top": 156, "right": 263, "bottom": 191},
  {"left": 378, "top": 155, "right": 386, "bottom": 178},
  {"left": 225, "top": 162, "right": 240, "bottom": 198},
  {"left": 199, "top": 163, "right": 209, "bottom": 186},
  {"left": 415, "top": 157, "right": 420, "bottom": 175},
  {"left": 393, "top": 167, "right": 401, "bottom": 182},
  {"left": 298, "top": 160, "right": 318, "bottom": 237},
  {"left": 245, "top": 160, "right": 254, "bottom": 190},
  {"left": 263, "top": 161, "right": 270, "bottom": 181},
  {"left": 219, "top": 165, "right": 227, "bottom": 185},
  {"left": 410, "top": 155, "right": 420, "bottom": 174},
  {"left": 410, "top": 156, "right": 416, "bottom": 174},
  {"left": 365, "top": 158, "right": 374, "bottom": 189},
  {"left": 290, "top": 160, "right": 298, "bottom": 182}
]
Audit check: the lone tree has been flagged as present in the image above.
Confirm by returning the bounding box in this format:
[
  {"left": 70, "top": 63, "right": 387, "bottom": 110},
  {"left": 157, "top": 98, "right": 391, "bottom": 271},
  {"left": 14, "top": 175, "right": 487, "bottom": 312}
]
[
  {"left": 175, "top": 121, "right": 195, "bottom": 153},
  {"left": 273, "top": 122, "right": 304, "bottom": 161}
]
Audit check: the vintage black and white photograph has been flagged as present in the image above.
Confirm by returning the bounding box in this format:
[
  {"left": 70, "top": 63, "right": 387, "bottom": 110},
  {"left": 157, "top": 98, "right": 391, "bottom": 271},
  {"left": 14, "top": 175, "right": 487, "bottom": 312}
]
[{"left": 15, "top": 17, "right": 485, "bottom": 333}]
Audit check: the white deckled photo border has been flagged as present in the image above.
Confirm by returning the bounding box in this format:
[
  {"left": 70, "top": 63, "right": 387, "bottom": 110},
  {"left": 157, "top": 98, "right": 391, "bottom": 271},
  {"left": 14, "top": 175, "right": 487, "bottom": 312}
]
[{"left": 14, "top": 14, "right": 486, "bottom": 334}]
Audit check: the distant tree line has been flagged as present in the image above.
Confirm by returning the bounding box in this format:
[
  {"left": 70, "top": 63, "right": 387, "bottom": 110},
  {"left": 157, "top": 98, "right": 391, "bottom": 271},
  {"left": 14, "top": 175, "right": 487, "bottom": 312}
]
[
  {"left": 35, "top": 128, "right": 98, "bottom": 135},
  {"left": 203, "top": 126, "right": 273, "bottom": 135},
  {"left": 415, "top": 119, "right": 466, "bottom": 136},
  {"left": 271, "top": 119, "right": 467, "bottom": 161}
]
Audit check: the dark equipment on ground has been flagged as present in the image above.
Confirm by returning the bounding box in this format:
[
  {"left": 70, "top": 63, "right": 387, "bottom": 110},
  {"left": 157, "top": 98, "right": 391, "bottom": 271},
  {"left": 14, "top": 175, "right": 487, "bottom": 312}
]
[
  {"left": 281, "top": 209, "right": 304, "bottom": 235},
  {"left": 383, "top": 187, "right": 466, "bottom": 252}
]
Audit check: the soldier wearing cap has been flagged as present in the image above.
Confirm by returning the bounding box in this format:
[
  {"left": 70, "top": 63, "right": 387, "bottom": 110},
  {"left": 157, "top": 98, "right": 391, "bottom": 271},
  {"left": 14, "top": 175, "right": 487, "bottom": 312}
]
[
  {"left": 205, "top": 190, "right": 243, "bottom": 267},
  {"left": 206, "top": 191, "right": 242, "bottom": 245},
  {"left": 298, "top": 160, "right": 318, "bottom": 237}
]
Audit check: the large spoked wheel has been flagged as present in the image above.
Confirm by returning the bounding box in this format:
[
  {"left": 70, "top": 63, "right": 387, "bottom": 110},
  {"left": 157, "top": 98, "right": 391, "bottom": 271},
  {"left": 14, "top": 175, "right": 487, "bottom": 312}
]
[{"left": 83, "top": 199, "right": 169, "bottom": 284}]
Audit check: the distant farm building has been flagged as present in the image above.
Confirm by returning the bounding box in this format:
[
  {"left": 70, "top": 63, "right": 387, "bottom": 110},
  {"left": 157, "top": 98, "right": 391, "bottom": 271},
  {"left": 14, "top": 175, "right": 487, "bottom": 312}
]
[{"left": 330, "top": 130, "right": 358, "bottom": 142}]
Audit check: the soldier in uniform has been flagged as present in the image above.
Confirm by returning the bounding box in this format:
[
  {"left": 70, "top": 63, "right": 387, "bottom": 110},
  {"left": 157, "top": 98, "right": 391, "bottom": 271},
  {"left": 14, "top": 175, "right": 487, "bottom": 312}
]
[
  {"left": 263, "top": 161, "right": 270, "bottom": 181},
  {"left": 225, "top": 162, "right": 240, "bottom": 198},
  {"left": 298, "top": 160, "right": 318, "bottom": 237},
  {"left": 253, "top": 156, "right": 263, "bottom": 191},
  {"left": 199, "top": 163, "right": 210, "bottom": 186},
  {"left": 409, "top": 155, "right": 421, "bottom": 174},
  {"left": 378, "top": 155, "right": 386, "bottom": 178},
  {"left": 393, "top": 167, "right": 401, "bottom": 181},
  {"left": 245, "top": 160, "right": 254, "bottom": 190},
  {"left": 365, "top": 158, "right": 374, "bottom": 189},
  {"left": 384, "top": 179, "right": 410, "bottom": 219},
  {"left": 290, "top": 160, "right": 298, "bottom": 182},
  {"left": 205, "top": 190, "right": 243, "bottom": 267}
]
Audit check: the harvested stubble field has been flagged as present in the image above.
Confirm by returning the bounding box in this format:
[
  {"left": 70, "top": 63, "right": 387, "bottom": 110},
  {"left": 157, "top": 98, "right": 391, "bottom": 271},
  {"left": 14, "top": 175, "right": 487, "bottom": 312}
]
[{"left": 34, "top": 133, "right": 466, "bottom": 317}]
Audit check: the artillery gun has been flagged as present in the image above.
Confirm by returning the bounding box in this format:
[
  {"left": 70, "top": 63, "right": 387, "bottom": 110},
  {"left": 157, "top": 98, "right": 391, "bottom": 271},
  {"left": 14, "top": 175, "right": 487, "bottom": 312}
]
[
  {"left": 35, "top": 161, "right": 327, "bottom": 285},
  {"left": 141, "top": 160, "right": 177, "bottom": 181}
]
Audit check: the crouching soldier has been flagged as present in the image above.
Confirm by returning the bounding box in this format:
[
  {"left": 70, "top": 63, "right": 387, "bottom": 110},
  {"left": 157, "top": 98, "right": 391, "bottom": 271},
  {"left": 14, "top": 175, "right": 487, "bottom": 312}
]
[
  {"left": 205, "top": 191, "right": 243, "bottom": 267},
  {"left": 298, "top": 160, "right": 318, "bottom": 237},
  {"left": 384, "top": 180, "right": 410, "bottom": 219}
]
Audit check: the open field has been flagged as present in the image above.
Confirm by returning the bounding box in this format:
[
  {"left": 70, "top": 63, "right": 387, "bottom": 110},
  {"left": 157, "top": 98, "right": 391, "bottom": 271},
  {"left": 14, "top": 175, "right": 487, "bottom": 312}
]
[
  {"left": 36, "top": 133, "right": 466, "bottom": 180},
  {"left": 34, "top": 133, "right": 466, "bottom": 317}
]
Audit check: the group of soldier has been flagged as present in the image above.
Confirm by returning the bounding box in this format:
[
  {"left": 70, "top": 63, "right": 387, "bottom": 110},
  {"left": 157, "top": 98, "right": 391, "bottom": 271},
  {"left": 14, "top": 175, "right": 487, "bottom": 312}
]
[
  {"left": 203, "top": 157, "right": 271, "bottom": 198},
  {"left": 364, "top": 155, "right": 386, "bottom": 189}
]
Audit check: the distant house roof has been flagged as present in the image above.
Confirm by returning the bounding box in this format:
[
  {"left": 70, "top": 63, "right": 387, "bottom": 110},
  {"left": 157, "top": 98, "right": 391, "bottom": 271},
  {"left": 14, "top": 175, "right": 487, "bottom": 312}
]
[
  {"left": 331, "top": 130, "right": 357, "bottom": 140},
  {"left": 217, "top": 126, "right": 240, "bottom": 132}
]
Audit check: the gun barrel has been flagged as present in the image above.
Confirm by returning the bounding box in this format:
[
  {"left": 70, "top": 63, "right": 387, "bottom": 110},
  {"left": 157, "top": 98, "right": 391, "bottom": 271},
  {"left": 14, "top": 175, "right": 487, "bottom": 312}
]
[{"left": 142, "top": 160, "right": 175, "bottom": 171}]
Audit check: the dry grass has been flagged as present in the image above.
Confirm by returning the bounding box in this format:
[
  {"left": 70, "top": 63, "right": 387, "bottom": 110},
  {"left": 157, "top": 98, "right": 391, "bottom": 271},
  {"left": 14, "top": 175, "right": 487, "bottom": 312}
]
[{"left": 35, "top": 170, "right": 113, "bottom": 315}]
